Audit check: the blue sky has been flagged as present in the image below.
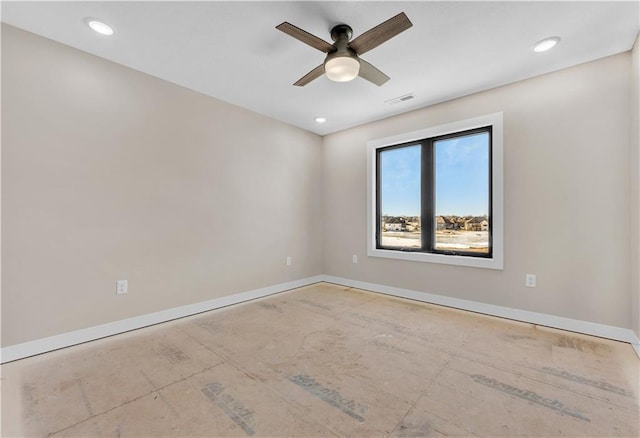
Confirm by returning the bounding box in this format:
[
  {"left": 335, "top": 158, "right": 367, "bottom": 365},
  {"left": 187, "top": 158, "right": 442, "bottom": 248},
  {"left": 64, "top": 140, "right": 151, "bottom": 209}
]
[{"left": 380, "top": 132, "right": 489, "bottom": 216}]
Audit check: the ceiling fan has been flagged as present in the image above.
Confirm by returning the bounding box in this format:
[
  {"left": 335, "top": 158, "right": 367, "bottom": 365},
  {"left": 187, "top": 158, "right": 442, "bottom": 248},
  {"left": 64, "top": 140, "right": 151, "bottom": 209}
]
[{"left": 276, "top": 12, "right": 412, "bottom": 87}]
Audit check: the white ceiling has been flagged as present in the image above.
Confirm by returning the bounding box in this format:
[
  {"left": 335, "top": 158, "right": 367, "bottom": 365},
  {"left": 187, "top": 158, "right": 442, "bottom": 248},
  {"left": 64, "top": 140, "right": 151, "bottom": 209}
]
[{"left": 2, "top": 1, "right": 639, "bottom": 135}]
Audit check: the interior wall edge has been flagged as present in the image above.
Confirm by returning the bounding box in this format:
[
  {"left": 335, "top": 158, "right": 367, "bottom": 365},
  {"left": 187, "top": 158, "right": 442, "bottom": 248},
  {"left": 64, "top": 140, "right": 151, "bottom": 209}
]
[
  {"left": 321, "top": 275, "right": 640, "bottom": 360},
  {"left": 631, "top": 31, "right": 640, "bottom": 347},
  {"left": 0, "top": 275, "right": 325, "bottom": 364}
]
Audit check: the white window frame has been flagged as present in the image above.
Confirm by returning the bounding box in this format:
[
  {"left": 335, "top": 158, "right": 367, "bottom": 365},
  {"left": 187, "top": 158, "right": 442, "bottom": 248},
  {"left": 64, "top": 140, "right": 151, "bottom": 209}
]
[{"left": 367, "top": 112, "right": 504, "bottom": 270}]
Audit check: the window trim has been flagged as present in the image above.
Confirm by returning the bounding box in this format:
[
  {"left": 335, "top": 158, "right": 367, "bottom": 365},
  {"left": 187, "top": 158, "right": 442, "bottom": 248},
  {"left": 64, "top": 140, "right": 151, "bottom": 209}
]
[{"left": 367, "top": 112, "right": 504, "bottom": 270}]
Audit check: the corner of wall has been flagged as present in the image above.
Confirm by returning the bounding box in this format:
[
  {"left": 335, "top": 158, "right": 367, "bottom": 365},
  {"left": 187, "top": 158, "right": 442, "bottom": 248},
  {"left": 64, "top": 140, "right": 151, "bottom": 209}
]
[{"left": 631, "top": 31, "right": 640, "bottom": 341}]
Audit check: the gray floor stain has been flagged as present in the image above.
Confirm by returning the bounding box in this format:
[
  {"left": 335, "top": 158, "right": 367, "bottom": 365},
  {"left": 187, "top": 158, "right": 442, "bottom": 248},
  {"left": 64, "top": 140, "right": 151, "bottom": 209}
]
[
  {"left": 201, "top": 382, "right": 256, "bottom": 436},
  {"left": 288, "top": 374, "right": 366, "bottom": 422},
  {"left": 470, "top": 374, "right": 590, "bottom": 422},
  {"left": 193, "top": 318, "right": 223, "bottom": 334},
  {"left": 256, "top": 302, "right": 284, "bottom": 313},
  {"left": 22, "top": 383, "right": 37, "bottom": 418},
  {"left": 373, "top": 339, "right": 412, "bottom": 355},
  {"left": 299, "top": 298, "right": 332, "bottom": 311},
  {"left": 157, "top": 344, "right": 190, "bottom": 364},
  {"left": 394, "top": 419, "right": 433, "bottom": 437},
  {"left": 541, "top": 367, "right": 633, "bottom": 397},
  {"left": 349, "top": 312, "right": 413, "bottom": 336}
]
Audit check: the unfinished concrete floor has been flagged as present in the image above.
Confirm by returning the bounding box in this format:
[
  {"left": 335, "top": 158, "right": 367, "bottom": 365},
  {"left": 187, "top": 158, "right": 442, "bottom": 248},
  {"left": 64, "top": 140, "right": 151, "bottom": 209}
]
[{"left": 2, "top": 282, "right": 639, "bottom": 437}]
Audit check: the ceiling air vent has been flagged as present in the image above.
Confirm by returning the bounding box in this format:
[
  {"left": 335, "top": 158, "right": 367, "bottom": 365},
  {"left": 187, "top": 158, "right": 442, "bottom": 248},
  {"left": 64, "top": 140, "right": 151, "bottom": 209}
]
[{"left": 385, "top": 93, "right": 415, "bottom": 105}]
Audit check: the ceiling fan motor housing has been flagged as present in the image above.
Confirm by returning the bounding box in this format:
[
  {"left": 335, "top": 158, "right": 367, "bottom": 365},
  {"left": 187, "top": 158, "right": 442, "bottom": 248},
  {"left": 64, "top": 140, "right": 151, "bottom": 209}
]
[
  {"left": 324, "top": 24, "right": 360, "bottom": 82},
  {"left": 330, "top": 24, "right": 353, "bottom": 42}
]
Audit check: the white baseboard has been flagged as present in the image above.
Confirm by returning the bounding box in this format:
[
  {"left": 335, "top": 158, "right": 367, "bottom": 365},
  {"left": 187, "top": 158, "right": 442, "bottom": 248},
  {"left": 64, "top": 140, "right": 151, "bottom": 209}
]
[
  {"left": 320, "top": 275, "right": 640, "bottom": 359},
  {"left": 0, "top": 276, "right": 324, "bottom": 364},
  {"left": 632, "top": 333, "right": 640, "bottom": 358},
  {"left": 3, "top": 275, "right": 639, "bottom": 363}
]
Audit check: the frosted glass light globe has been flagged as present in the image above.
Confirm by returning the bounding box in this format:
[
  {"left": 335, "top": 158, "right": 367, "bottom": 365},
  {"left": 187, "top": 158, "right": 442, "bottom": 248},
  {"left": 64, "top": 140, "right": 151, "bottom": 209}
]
[{"left": 325, "top": 56, "right": 360, "bottom": 82}]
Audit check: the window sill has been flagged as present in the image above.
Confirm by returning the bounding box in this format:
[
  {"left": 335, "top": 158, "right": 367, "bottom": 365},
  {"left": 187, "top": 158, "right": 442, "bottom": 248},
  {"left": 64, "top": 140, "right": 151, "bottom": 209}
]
[{"left": 367, "top": 247, "right": 504, "bottom": 270}]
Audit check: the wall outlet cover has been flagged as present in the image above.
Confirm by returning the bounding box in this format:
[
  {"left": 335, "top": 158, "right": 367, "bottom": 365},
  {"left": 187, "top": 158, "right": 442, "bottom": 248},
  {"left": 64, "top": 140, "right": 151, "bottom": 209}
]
[
  {"left": 116, "top": 279, "right": 128, "bottom": 294},
  {"left": 525, "top": 274, "right": 536, "bottom": 288}
]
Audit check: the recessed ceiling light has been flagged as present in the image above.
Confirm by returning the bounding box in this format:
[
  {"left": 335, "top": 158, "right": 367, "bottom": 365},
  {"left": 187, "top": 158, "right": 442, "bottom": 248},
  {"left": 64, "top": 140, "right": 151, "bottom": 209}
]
[
  {"left": 85, "top": 18, "right": 115, "bottom": 36},
  {"left": 533, "top": 37, "right": 560, "bottom": 53},
  {"left": 314, "top": 117, "right": 327, "bottom": 124}
]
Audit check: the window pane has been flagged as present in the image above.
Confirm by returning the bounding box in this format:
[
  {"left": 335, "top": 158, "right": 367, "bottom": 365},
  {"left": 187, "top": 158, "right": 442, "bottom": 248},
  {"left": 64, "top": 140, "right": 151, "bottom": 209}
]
[
  {"left": 434, "top": 132, "right": 490, "bottom": 254},
  {"left": 379, "top": 145, "right": 421, "bottom": 249}
]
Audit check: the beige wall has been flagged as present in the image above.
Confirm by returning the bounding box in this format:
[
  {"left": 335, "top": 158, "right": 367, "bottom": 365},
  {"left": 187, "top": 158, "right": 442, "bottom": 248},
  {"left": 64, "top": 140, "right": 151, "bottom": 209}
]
[
  {"left": 1, "top": 25, "right": 323, "bottom": 346},
  {"left": 323, "top": 53, "right": 632, "bottom": 328},
  {"left": 632, "top": 32, "right": 640, "bottom": 339},
  {"left": 2, "top": 23, "right": 637, "bottom": 349}
]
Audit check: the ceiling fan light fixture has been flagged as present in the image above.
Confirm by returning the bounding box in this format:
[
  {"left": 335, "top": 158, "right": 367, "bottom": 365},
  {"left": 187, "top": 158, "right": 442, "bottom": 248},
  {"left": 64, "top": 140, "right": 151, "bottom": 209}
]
[
  {"left": 277, "top": 12, "right": 412, "bottom": 87},
  {"left": 325, "top": 56, "right": 360, "bottom": 82}
]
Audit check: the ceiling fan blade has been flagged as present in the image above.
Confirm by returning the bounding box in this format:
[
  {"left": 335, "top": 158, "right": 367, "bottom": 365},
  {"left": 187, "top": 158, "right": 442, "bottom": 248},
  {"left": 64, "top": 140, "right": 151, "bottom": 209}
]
[
  {"left": 358, "top": 59, "right": 390, "bottom": 86},
  {"left": 276, "top": 22, "right": 334, "bottom": 53},
  {"left": 349, "top": 12, "right": 413, "bottom": 55},
  {"left": 294, "top": 64, "right": 325, "bottom": 86}
]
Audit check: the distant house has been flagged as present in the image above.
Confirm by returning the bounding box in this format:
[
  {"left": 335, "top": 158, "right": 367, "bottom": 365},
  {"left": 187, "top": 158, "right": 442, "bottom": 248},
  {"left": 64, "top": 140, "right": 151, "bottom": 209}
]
[
  {"left": 436, "top": 216, "right": 458, "bottom": 230},
  {"left": 456, "top": 217, "right": 467, "bottom": 229},
  {"left": 384, "top": 216, "right": 407, "bottom": 231},
  {"left": 464, "top": 217, "right": 489, "bottom": 231}
]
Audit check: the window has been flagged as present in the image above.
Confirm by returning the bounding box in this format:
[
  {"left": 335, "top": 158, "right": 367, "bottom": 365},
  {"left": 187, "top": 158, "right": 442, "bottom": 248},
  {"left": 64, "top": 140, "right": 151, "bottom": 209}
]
[
  {"left": 378, "top": 127, "right": 491, "bottom": 256},
  {"left": 367, "top": 113, "right": 503, "bottom": 269}
]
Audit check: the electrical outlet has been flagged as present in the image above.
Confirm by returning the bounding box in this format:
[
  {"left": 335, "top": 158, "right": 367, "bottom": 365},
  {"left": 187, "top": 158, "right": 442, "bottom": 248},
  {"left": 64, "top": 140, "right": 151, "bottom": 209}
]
[
  {"left": 116, "top": 279, "right": 128, "bottom": 294},
  {"left": 352, "top": 254, "right": 358, "bottom": 264},
  {"left": 286, "top": 256, "right": 292, "bottom": 266},
  {"left": 525, "top": 274, "right": 536, "bottom": 288}
]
